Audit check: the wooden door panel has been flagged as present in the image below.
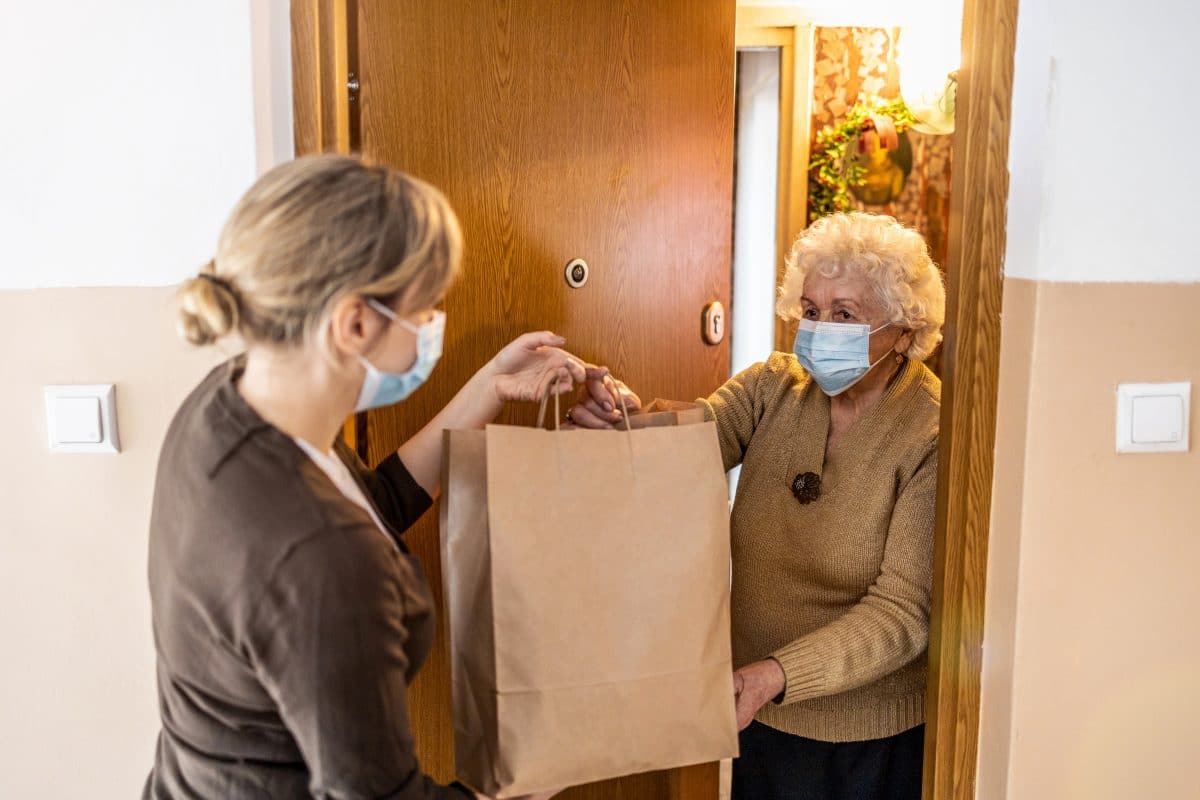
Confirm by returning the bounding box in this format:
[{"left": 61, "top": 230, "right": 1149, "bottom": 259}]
[{"left": 355, "top": 2, "right": 734, "bottom": 797}]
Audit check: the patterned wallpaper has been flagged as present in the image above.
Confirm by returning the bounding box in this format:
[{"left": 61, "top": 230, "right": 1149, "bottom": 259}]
[{"left": 811, "top": 27, "right": 954, "bottom": 269}]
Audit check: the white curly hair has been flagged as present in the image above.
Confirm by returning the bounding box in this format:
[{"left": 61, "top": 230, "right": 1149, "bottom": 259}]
[{"left": 776, "top": 212, "right": 946, "bottom": 361}]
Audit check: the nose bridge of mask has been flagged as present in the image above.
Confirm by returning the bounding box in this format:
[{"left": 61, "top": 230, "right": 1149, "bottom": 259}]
[
  {"left": 798, "top": 320, "right": 869, "bottom": 361},
  {"left": 803, "top": 320, "right": 890, "bottom": 351},
  {"left": 810, "top": 320, "right": 869, "bottom": 335},
  {"left": 806, "top": 320, "right": 889, "bottom": 336}
]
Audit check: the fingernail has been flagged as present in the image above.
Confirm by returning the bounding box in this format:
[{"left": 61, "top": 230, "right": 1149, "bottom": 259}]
[{"left": 603, "top": 402, "right": 613, "bottom": 411}]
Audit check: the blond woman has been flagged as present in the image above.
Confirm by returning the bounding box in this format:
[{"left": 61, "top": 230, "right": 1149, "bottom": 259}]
[{"left": 144, "top": 155, "right": 580, "bottom": 800}]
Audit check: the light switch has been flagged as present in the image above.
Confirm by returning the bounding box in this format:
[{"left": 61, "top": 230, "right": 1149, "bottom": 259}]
[
  {"left": 44, "top": 385, "right": 121, "bottom": 453},
  {"left": 1131, "top": 394, "right": 1183, "bottom": 444},
  {"left": 53, "top": 397, "right": 102, "bottom": 443},
  {"left": 1116, "top": 382, "right": 1190, "bottom": 454}
]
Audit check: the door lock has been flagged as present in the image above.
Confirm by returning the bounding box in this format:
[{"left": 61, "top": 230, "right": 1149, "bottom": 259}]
[{"left": 702, "top": 301, "right": 725, "bottom": 345}]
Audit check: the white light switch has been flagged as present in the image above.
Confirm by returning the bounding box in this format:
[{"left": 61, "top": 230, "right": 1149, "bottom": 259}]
[
  {"left": 44, "top": 385, "right": 120, "bottom": 453},
  {"left": 1116, "top": 382, "right": 1190, "bottom": 454},
  {"left": 53, "top": 397, "right": 102, "bottom": 443}
]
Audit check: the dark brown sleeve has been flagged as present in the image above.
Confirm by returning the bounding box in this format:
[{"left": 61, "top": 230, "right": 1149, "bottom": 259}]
[
  {"left": 246, "top": 526, "right": 469, "bottom": 800},
  {"left": 339, "top": 442, "right": 434, "bottom": 534}
]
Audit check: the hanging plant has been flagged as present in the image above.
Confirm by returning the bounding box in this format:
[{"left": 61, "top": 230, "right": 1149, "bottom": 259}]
[{"left": 808, "top": 97, "right": 918, "bottom": 220}]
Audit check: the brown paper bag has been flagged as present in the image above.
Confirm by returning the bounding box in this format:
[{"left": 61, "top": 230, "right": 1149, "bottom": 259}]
[
  {"left": 624, "top": 399, "right": 708, "bottom": 429},
  {"left": 440, "top": 402, "right": 738, "bottom": 797}
]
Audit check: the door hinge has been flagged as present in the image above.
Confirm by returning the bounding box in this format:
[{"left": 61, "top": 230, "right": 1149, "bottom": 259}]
[{"left": 347, "top": 72, "right": 360, "bottom": 103}]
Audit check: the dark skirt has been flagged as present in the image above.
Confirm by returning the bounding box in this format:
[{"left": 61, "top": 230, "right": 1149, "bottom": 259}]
[{"left": 731, "top": 721, "right": 925, "bottom": 800}]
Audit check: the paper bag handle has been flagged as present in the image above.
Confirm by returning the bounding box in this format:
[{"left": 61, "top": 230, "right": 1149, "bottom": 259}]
[
  {"left": 535, "top": 382, "right": 633, "bottom": 433},
  {"left": 536, "top": 391, "right": 562, "bottom": 431},
  {"left": 615, "top": 390, "right": 633, "bottom": 432}
]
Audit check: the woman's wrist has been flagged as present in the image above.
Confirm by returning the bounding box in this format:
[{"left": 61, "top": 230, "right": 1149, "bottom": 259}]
[
  {"left": 765, "top": 657, "right": 787, "bottom": 702},
  {"left": 460, "top": 360, "right": 504, "bottom": 427}
]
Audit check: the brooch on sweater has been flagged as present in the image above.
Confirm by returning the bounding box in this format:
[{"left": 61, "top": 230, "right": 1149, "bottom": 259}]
[{"left": 791, "top": 471, "right": 822, "bottom": 504}]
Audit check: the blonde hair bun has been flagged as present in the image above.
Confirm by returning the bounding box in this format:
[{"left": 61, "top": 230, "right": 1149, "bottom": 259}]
[{"left": 177, "top": 270, "right": 239, "bottom": 346}]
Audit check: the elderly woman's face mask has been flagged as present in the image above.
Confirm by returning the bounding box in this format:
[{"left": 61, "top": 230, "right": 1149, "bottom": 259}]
[{"left": 793, "top": 320, "right": 892, "bottom": 396}]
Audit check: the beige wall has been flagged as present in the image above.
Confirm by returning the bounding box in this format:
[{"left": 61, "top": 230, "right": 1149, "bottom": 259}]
[
  {"left": 979, "top": 280, "right": 1200, "bottom": 799},
  {"left": 975, "top": 278, "right": 1038, "bottom": 799},
  {"left": 0, "top": 288, "right": 225, "bottom": 797}
]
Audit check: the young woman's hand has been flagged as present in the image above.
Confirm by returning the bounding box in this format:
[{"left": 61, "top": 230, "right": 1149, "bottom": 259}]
[{"left": 486, "top": 332, "right": 589, "bottom": 403}]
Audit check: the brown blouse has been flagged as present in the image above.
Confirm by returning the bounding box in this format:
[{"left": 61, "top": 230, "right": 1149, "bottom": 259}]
[{"left": 144, "top": 359, "right": 470, "bottom": 799}]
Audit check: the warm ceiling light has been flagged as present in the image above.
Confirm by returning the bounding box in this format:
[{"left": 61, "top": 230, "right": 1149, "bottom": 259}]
[{"left": 898, "top": 12, "right": 961, "bottom": 135}]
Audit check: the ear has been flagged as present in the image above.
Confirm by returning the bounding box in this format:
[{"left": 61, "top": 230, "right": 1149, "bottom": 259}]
[
  {"left": 327, "top": 294, "right": 388, "bottom": 361},
  {"left": 894, "top": 327, "right": 915, "bottom": 356}
]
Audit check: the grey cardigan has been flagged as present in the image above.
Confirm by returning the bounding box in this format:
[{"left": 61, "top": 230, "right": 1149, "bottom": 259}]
[{"left": 144, "top": 359, "right": 470, "bottom": 799}]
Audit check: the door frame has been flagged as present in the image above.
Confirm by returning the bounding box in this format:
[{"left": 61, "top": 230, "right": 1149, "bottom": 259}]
[
  {"left": 729, "top": 5, "right": 1020, "bottom": 797},
  {"left": 290, "top": 1, "right": 1020, "bottom": 797},
  {"left": 922, "top": 0, "right": 1018, "bottom": 797},
  {"left": 733, "top": 11, "right": 814, "bottom": 353}
]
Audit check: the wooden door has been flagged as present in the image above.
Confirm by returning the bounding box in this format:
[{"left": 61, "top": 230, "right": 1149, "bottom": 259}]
[{"left": 354, "top": 2, "right": 734, "bottom": 797}]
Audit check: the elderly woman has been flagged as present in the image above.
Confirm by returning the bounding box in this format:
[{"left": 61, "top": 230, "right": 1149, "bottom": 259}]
[{"left": 570, "top": 212, "right": 946, "bottom": 800}]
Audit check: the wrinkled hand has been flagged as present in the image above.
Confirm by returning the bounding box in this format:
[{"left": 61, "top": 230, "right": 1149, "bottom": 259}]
[
  {"left": 487, "top": 332, "right": 588, "bottom": 404},
  {"left": 566, "top": 370, "right": 643, "bottom": 429},
  {"left": 733, "top": 659, "right": 786, "bottom": 731}
]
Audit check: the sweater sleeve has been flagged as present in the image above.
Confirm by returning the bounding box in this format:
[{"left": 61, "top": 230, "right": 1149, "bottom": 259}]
[
  {"left": 697, "top": 361, "right": 768, "bottom": 472},
  {"left": 246, "top": 527, "right": 471, "bottom": 800},
  {"left": 769, "top": 446, "right": 938, "bottom": 705}
]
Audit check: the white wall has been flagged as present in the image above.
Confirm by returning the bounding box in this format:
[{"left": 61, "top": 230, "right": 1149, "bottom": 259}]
[
  {"left": 251, "top": 0, "right": 296, "bottom": 173},
  {"left": 0, "top": 3, "right": 288, "bottom": 797},
  {"left": 732, "top": 49, "right": 782, "bottom": 375},
  {"left": 0, "top": 1, "right": 259, "bottom": 289},
  {"left": 1004, "top": 0, "right": 1200, "bottom": 283}
]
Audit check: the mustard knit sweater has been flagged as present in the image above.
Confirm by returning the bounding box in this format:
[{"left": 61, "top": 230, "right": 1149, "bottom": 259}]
[{"left": 699, "top": 351, "right": 940, "bottom": 742}]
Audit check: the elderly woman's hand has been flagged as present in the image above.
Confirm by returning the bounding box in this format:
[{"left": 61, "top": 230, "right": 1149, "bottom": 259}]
[
  {"left": 566, "top": 371, "right": 642, "bottom": 429},
  {"left": 733, "top": 659, "right": 787, "bottom": 731},
  {"left": 486, "top": 332, "right": 590, "bottom": 404}
]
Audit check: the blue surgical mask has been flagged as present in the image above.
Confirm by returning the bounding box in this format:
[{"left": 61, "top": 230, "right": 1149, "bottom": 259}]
[
  {"left": 793, "top": 319, "right": 892, "bottom": 396},
  {"left": 354, "top": 300, "right": 446, "bottom": 412}
]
